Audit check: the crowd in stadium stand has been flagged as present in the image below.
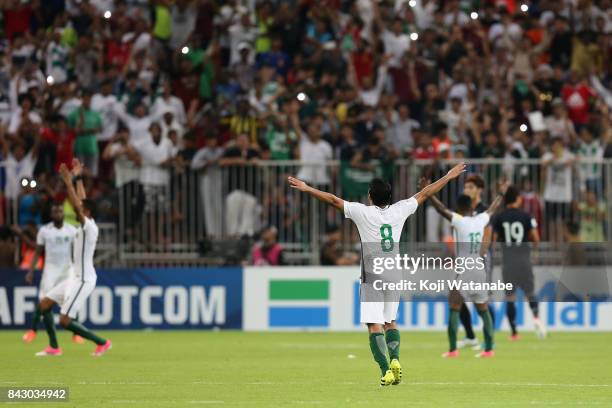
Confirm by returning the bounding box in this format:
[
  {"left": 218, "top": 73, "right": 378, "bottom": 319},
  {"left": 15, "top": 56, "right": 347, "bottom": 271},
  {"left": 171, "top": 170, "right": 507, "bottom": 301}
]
[{"left": 0, "top": 0, "right": 610, "bottom": 266}]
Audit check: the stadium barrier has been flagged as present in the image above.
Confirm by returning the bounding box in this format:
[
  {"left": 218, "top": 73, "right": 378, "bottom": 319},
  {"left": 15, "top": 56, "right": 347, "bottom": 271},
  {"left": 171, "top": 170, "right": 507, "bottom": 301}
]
[
  {"left": 1, "top": 158, "right": 612, "bottom": 266},
  {"left": 1, "top": 267, "right": 610, "bottom": 331},
  {"left": 113, "top": 158, "right": 612, "bottom": 266}
]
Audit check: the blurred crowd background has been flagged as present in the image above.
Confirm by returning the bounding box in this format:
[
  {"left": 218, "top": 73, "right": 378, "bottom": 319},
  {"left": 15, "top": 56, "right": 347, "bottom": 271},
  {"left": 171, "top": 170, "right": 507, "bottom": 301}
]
[{"left": 0, "top": 0, "right": 610, "bottom": 267}]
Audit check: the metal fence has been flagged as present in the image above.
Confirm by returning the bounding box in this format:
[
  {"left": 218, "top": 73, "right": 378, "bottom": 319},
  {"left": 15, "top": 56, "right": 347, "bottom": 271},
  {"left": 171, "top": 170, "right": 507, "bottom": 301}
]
[{"left": 2, "top": 158, "right": 612, "bottom": 267}]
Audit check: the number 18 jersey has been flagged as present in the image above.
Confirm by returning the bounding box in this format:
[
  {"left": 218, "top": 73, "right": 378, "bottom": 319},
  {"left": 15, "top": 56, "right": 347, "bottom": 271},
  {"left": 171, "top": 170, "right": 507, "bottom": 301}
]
[{"left": 451, "top": 212, "right": 490, "bottom": 259}]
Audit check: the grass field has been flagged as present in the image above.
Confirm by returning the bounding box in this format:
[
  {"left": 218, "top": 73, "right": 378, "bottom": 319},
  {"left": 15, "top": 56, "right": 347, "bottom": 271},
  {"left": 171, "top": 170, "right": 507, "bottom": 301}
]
[{"left": 1, "top": 331, "right": 612, "bottom": 407}]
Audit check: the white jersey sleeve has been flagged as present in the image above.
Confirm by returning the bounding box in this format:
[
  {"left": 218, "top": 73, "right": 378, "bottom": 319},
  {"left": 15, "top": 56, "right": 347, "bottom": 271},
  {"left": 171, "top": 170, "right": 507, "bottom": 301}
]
[
  {"left": 344, "top": 201, "right": 367, "bottom": 222},
  {"left": 395, "top": 197, "right": 419, "bottom": 217},
  {"left": 83, "top": 217, "right": 99, "bottom": 243},
  {"left": 475, "top": 212, "right": 490, "bottom": 229}
]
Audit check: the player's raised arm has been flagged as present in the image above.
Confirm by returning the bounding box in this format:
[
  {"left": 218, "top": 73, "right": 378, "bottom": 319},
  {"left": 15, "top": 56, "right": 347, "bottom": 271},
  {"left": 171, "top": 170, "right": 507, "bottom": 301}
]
[
  {"left": 287, "top": 176, "right": 344, "bottom": 211},
  {"left": 480, "top": 225, "right": 495, "bottom": 257},
  {"left": 485, "top": 181, "right": 509, "bottom": 216},
  {"left": 413, "top": 162, "right": 466, "bottom": 205},
  {"left": 418, "top": 177, "right": 452, "bottom": 221},
  {"left": 59, "top": 164, "right": 86, "bottom": 224},
  {"left": 71, "top": 159, "right": 87, "bottom": 200}
]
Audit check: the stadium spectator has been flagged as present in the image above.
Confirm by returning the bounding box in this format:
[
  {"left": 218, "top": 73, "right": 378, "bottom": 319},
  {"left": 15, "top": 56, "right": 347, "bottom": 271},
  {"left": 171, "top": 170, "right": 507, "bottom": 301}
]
[
  {"left": 0, "top": 128, "right": 40, "bottom": 201},
  {"left": 542, "top": 137, "right": 576, "bottom": 242},
  {"left": 67, "top": 89, "right": 102, "bottom": 176},
  {"left": 0, "top": 0, "right": 608, "bottom": 265},
  {"left": 134, "top": 123, "right": 174, "bottom": 213},
  {"left": 192, "top": 135, "right": 224, "bottom": 239},
  {"left": 249, "top": 226, "right": 285, "bottom": 266},
  {"left": 577, "top": 189, "right": 605, "bottom": 242},
  {"left": 102, "top": 127, "right": 142, "bottom": 231},
  {"left": 320, "top": 225, "right": 359, "bottom": 266},
  {"left": 219, "top": 133, "right": 261, "bottom": 237},
  {"left": 296, "top": 119, "right": 332, "bottom": 189}
]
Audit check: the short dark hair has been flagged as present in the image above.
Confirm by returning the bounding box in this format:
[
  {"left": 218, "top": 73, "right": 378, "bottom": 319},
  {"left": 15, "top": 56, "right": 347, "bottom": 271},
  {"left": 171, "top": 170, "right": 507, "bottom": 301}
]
[
  {"left": 456, "top": 194, "right": 472, "bottom": 213},
  {"left": 82, "top": 199, "right": 97, "bottom": 218},
  {"left": 504, "top": 185, "right": 520, "bottom": 205},
  {"left": 464, "top": 174, "right": 484, "bottom": 189},
  {"left": 369, "top": 178, "right": 392, "bottom": 207}
]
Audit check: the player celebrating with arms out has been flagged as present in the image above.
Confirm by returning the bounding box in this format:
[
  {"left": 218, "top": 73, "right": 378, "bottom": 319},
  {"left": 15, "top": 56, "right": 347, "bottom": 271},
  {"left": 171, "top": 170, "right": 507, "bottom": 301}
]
[
  {"left": 35, "top": 159, "right": 111, "bottom": 356},
  {"left": 423, "top": 179, "right": 505, "bottom": 358},
  {"left": 288, "top": 162, "right": 466, "bottom": 386}
]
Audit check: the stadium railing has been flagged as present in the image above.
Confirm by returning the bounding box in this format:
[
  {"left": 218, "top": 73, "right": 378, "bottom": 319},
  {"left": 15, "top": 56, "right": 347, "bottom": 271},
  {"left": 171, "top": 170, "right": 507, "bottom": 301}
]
[{"left": 1, "top": 158, "right": 611, "bottom": 266}]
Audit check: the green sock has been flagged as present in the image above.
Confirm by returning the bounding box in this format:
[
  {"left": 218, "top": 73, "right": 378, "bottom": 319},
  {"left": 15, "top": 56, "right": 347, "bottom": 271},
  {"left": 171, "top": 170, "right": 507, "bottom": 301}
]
[
  {"left": 385, "top": 329, "right": 400, "bottom": 361},
  {"left": 42, "top": 311, "right": 58, "bottom": 349},
  {"left": 66, "top": 320, "right": 106, "bottom": 346},
  {"left": 478, "top": 308, "right": 494, "bottom": 351},
  {"left": 369, "top": 333, "right": 390, "bottom": 375},
  {"left": 30, "top": 305, "right": 42, "bottom": 331},
  {"left": 448, "top": 309, "right": 460, "bottom": 352}
]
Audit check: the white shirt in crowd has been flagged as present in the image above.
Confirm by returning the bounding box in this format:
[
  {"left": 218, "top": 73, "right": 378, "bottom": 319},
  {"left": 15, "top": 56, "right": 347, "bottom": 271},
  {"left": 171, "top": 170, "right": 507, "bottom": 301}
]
[
  {"left": 228, "top": 22, "right": 257, "bottom": 65},
  {"left": 57, "top": 97, "right": 82, "bottom": 118},
  {"left": 297, "top": 137, "right": 333, "bottom": 185},
  {"left": 170, "top": 3, "right": 197, "bottom": 49},
  {"left": 106, "top": 142, "right": 141, "bottom": 188},
  {"left": 545, "top": 116, "right": 575, "bottom": 143},
  {"left": 134, "top": 136, "right": 174, "bottom": 186},
  {"left": 382, "top": 30, "right": 410, "bottom": 68},
  {"left": 4, "top": 151, "right": 36, "bottom": 199},
  {"left": 578, "top": 140, "right": 603, "bottom": 181},
  {"left": 191, "top": 146, "right": 225, "bottom": 171},
  {"left": 385, "top": 113, "right": 419, "bottom": 153},
  {"left": 8, "top": 108, "right": 42, "bottom": 134},
  {"left": 37, "top": 222, "right": 77, "bottom": 272},
  {"left": 160, "top": 118, "right": 185, "bottom": 143},
  {"left": 151, "top": 96, "right": 187, "bottom": 125},
  {"left": 115, "top": 103, "right": 161, "bottom": 145},
  {"left": 543, "top": 150, "right": 575, "bottom": 203},
  {"left": 45, "top": 41, "right": 69, "bottom": 85},
  {"left": 9, "top": 70, "right": 45, "bottom": 109},
  {"left": 360, "top": 65, "right": 388, "bottom": 107},
  {"left": 444, "top": 10, "right": 469, "bottom": 27},
  {"left": 91, "top": 93, "right": 119, "bottom": 142}
]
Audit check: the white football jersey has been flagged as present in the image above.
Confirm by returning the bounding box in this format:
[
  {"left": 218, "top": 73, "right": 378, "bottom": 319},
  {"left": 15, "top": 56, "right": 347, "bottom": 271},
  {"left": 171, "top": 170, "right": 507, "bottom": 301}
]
[
  {"left": 344, "top": 197, "right": 419, "bottom": 263},
  {"left": 73, "top": 217, "right": 99, "bottom": 282},
  {"left": 36, "top": 223, "right": 77, "bottom": 274},
  {"left": 451, "top": 212, "right": 490, "bottom": 259}
]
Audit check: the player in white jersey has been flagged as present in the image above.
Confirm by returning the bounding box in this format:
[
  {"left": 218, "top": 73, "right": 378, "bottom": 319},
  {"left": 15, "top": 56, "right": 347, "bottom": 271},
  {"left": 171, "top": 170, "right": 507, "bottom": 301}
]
[
  {"left": 35, "top": 160, "right": 112, "bottom": 357},
  {"left": 426, "top": 187, "right": 503, "bottom": 358},
  {"left": 288, "top": 162, "right": 466, "bottom": 386},
  {"left": 22, "top": 203, "right": 82, "bottom": 344}
]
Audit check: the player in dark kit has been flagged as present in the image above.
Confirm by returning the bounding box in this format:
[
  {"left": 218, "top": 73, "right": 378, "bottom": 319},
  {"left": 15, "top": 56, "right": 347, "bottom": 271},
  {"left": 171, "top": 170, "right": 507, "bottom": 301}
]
[{"left": 485, "top": 185, "right": 547, "bottom": 340}]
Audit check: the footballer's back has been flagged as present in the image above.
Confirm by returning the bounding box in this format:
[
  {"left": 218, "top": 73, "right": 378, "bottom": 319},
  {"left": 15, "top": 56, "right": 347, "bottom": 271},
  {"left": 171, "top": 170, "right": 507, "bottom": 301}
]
[
  {"left": 343, "top": 197, "right": 419, "bottom": 246},
  {"left": 492, "top": 207, "right": 537, "bottom": 245}
]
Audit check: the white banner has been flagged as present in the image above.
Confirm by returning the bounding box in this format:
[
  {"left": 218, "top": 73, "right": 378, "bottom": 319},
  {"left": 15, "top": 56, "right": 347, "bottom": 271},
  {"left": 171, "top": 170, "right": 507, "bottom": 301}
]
[{"left": 243, "top": 266, "right": 612, "bottom": 331}]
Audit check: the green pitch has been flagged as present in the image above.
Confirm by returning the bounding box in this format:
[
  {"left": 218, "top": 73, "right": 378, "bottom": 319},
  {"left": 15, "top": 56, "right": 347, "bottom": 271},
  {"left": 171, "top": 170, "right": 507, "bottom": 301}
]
[{"left": 1, "top": 331, "right": 611, "bottom": 407}]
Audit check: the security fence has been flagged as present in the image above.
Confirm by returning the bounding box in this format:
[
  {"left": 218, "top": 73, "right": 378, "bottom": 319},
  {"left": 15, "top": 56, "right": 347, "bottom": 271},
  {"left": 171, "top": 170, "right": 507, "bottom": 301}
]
[{"left": 2, "top": 158, "right": 612, "bottom": 267}]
